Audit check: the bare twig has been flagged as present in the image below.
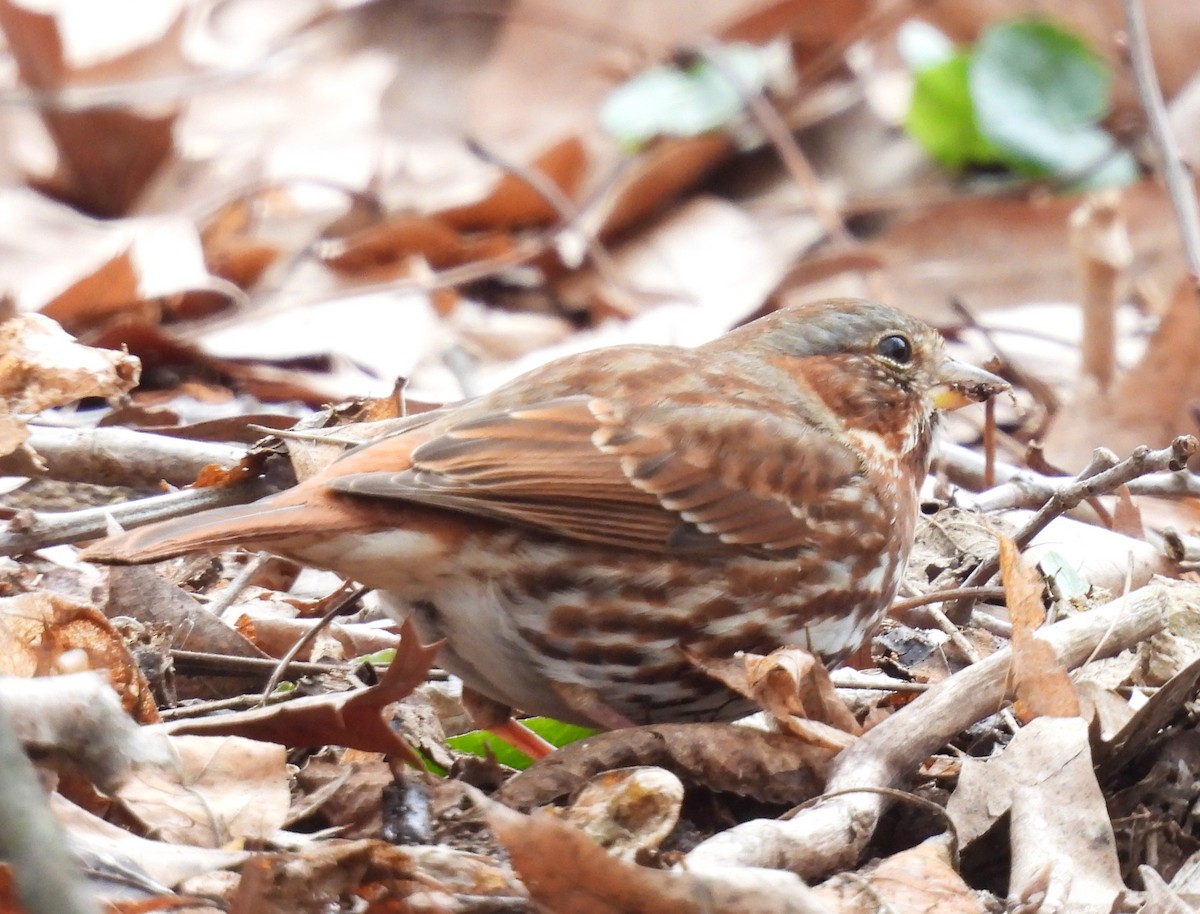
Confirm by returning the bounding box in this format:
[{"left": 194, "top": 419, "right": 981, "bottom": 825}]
[
  {"left": 204, "top": 552, "right": 271, "bottom": 618},
  {"left": 1122, "top": 0, "right": 1200, "bottom": 278},
  {"left": 937, "top": 441, "right": 1200, "bottom": 507},
  {"left": 0, "top": 479, "right": 275, "bottom": 556},
  {"left": 260, "top": 584, "right": 371, "bottom": 702},
  {"left": 924, "top": 602, "right": 1020, "bottom": 733},
  {"left": 464, "top": 137, "right": 637, "bottom": 310},
  {"left": 2, "top": 425, "right": 246, "bottom": 488},
  {"left": 890, "top": 586, "right": 1008, "bottom": 615},
  {"left": 697, "top": 39, "right": 853, "bottom": 247},
  {"left": 952, "top": 436, "right": 1197, "bottom": 616},
  {"left": 171, "top": 649, "right": 342, "bottom": 680},
  {"left": 1070, "top": 191, "right": 1131, "bottom": 390}
]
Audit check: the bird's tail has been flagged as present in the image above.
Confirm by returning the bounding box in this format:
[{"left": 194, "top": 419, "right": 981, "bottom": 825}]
[{"left": 79, "top": 499, "right": 319, "bottom": 565}]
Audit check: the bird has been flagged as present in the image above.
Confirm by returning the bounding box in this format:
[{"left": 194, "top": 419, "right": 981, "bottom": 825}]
[{"left": 83, "top": 298, "right": 1007, "bottom": 754}]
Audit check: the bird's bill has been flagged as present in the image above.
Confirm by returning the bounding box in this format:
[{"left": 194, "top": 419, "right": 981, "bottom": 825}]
[{"left": 930, "top": 360, "right": 1010, "bottom": 411}]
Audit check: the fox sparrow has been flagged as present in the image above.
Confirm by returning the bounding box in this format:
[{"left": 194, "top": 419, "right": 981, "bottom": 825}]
[{"left": 85, "top": 299, "right": 1006, "bottom": 742}]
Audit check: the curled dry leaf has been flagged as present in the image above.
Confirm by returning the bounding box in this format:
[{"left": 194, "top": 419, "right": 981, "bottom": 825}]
[
  {"left": 0, "top": 312, "right": 140, "bottom": 458},
  {"left": 689, "top": 646, "right": 861, "bottom": 749},
  {"left": 554, "top": 767, "right": 685, "bottom": 861},
  {"left": 497, "top": 723, "right": 835, "bottom": 810},
  {"left": 0, "top": 591, "right": 158, "bottom": 723},
  {"left": 52, "top": 793, "right": 250, "bottom": 889},
  {"left": 0, "top": 2, "right": 182, "bottom": 218},
  {"left": 227, "top": 837, "right": 527, "bottom": 914}
]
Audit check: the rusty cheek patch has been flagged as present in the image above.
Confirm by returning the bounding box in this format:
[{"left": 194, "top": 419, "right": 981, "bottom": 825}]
[{"left": 795, "top": 354, "right": 921, "bottom": 449}]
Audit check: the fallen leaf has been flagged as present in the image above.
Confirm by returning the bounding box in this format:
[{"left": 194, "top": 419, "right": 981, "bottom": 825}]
[
  {"left": 497, "top": 722, "right": 833, "bottom": 810},
  {"left": 116, "top": 735, "right": 289, "bottom": 848},
  {"left": 555, "top": 767, "right": 684, "bottom": 860},
  {"left": 0, "top": 591, "right": 158, "bottom": 722},
  {"left": 0, "top": 312, "right": 140, "bottom": 414},
  {"left": 815, "top": 841, "right": 987, "bottom": 913},
  {"left": 488, "top": 801, "right": 826, "bottom": 914},
  {"left": 161, "top": 616, "right": 436, "bottom": 767},
  {"left": 946, "top": 716, "right": 1124, "bottom": 913},
  {"left": 999, "top": 534, "right": 1080, "bottom": 721}
]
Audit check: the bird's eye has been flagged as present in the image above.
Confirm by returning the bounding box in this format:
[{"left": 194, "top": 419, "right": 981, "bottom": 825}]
[{"left": 876, "top": 334, "right": 913, "bottom": 365}]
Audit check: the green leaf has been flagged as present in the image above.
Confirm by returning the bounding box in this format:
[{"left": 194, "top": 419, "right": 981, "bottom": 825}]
[
  {"left": 969, "top": 19, "right": 1136, "bottom": 185},
  {"left": 599, "top": 43, "right": 768, "bottom": 147},
  {"left": 906, "top": 53, "right": 1004, "bottom": 169},
  {"left": 354, "top": 647, "right": 395, "bottom": 666},
  {"left": 445, "top": 717, "right": 597, "bottom": 771}
]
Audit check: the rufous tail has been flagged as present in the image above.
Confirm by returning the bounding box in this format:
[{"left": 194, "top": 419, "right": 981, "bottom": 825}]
[{"left": 79, "top": 500, "right": 317, "bottom": 564}]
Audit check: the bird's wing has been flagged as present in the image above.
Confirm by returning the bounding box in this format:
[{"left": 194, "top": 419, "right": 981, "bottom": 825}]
[{"left": 328, "top": 395, "right": 865, "bottom": 557}]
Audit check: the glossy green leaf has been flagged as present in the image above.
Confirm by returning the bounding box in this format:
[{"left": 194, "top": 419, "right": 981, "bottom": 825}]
[
  {"left": 906, "top": 53, "right": 1003, "bottom": 169},
  {"left": 446, "top": 717, "right": 598, "bottom": 771},
  {"left": 969, "top": 19, "right": 1137, "bottom": 186}
]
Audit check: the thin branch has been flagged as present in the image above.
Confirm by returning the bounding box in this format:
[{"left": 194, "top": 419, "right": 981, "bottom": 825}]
[
  {"left": 1122, "top": 0, "right": 1200, "bottom": 278},
  {"left": 2, "top": 425, "right": 247, "bottom": 488},
  {"left": 0, "top": 479, "right": 275, "bottom": 556},
  {"left": 697, "top": 39, "right": 854, "bottom": 246},
  {"left": 936, "top": 441, "right": 1200, "bottom": 506},
  {"left": 463, "top": 137, "right": 639, "bottom": 311},
  {"left": 259, "top": 584, "right": 371, "bottom": 702},
  {"left": 171, "top": 649, "right": 341, "bottom": 680},
  {"left": 953, "top": 436, "right": 1197, "bottom": 615},
  {"left": 204, "top": 552, "right": 271, "bottom": 618}
]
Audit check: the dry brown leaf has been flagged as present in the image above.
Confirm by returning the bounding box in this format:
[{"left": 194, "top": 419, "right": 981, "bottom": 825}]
[
  {"left": 0, "top": 312, "right": 140, "bottom": 413},
  {"left": 1111, "top": 485, "right": 1145, "bottom": 540},
  {"left": 554, "top": 767, "right": 684, "bottom": 860},
  {"left": 294, "top": 751, "right": 393, "bottom": 839},
  {"left": 689, "top": 647, "right": 860, "bottom": 748},
  {"left": 39, "top": 248, "right": 144, "bottom": 333},
  {"left": 199, "top": 198, "right": 282, "bottom": 291},
  {"left": 815, "top": 841, "right": 986, "bottom": 913},
  {"left": 53, "top": 793, "right": 250, "bottom": 889},
  {"left": 946, "top": 716, "right": 1124, "bottom": 914},
  {"left": 322, "top": 215, "right": 514, "bottom": 278},
  {"left": 1000, "top": 535, "right": 1081, "bottom": 722},
  {"left": 162, "top": 616, "right": 436, "bottom": 766},
  {"left": 0, "top": 591, "right": 158, "bottom": 722},
  {"left": 227, "top": 838, "right": 525, "bottom": 914},
  {"left": 497, "top": 722, "right": 834, "bottom": 810},
  {"left": 488, "top": 801, "right": 827, "bottom": 914},
  {"left": 440, "top": 135, "right": 589, "bottom": 230},
  {"left": 0, "top": 866, "right": 18, "bottom": 914},
  {"left": 115, "top": 735, "right": 289, "bottom": 848},
  {"left": 0, "top": 2, "right": 182, "bottom": 216},
  {"left": 105, "top": 565, "right": 269, "bottom": 701}
]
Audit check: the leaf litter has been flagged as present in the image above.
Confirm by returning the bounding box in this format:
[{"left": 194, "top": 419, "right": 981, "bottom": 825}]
[{"left": 4, "top": 1, "right": 1200, "bottom": 911}]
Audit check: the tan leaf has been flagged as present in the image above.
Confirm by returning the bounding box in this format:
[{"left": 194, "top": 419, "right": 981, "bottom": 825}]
[{"left": 999, "top": 535, "right": 1081, "bottom": 722}]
